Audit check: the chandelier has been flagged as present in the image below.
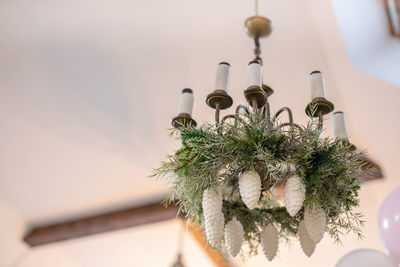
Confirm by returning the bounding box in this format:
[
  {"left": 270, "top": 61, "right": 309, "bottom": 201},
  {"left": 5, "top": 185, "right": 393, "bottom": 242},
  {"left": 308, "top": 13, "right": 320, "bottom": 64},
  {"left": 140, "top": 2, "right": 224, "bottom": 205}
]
[{"left": 155, "top": 2, "right": 370, "bottom": 261}]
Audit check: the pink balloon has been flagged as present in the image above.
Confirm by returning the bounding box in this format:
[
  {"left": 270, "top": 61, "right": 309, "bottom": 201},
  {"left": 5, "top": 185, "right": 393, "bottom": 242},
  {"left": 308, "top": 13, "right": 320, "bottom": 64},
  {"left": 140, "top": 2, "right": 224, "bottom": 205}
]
[{"left": 378, "top": 187, "right": 400, "bottom": 264}]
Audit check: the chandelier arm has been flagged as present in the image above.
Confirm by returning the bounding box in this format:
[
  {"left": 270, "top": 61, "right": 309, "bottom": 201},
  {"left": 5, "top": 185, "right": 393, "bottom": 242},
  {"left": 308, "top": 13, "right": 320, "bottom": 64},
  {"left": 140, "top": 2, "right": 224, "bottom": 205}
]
[
  {"left": 235, "top": 105, "right": 250, "bottom": 115},
  {"left": 234, "top": 105, "right": 250, "bottom": 125},
  {"left": 272, "top": 107, "right": 294, "bottom": 129},
  {"left": 221, "top": 115, "right": 236, "bottom": 124},
  {"left": 279, "top": 122, "right": 303, "bottom": 132}
]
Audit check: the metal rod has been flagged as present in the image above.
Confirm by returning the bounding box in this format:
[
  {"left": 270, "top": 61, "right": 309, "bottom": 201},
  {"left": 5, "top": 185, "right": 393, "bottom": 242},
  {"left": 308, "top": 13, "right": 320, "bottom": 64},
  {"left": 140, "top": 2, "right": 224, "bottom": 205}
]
[
  {"left": 265, "top": 99, "right": 271, "bottom": 124},
  {"left": 318, "top": 111, "right": 323, "bottom": 129},
  {"left": 215, "top": 103, "right": 221, "bottom": 124},
  {"left": 221, "top": 115, "right": 236, "bottom": 124},
  {"left": 235, "top": 105, "right": 249, "bottom": 115},
  {"left": 252, "top": 98, "right": 258, "bottom": 114},
  {"left": 280, "top": 122, "right": 303, "bottom": 132},
  {"left": 234, "top": 105, "right": 249, "bottom": 125},
  {"left": 273, "top": 107, "right": 294, "bottom": 130},
  {"left": 254, "top": 37, "right": 262, "bottom": 65}
]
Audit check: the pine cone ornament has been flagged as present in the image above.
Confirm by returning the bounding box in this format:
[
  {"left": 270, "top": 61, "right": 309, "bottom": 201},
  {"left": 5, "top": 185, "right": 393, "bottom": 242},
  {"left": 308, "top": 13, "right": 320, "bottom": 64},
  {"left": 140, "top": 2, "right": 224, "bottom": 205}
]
[
  {"left": 304, "top": 206, "right": 326, "bottom": 244},
  {"left": 298, "top": 220, "right": 316, "bottom": 257},
  {"left": 204, "top": 211, "right": 225, "bottom": 248},
  {"left": 239, "top": 170, "right": 261, "bottom": 210},
  {"left": 260, "top": 224, "right": 279, "bottom": 261},
  {"left": 224, "top": 216, "right": 244, "bottom": 257},
  {"left": 284, "top": 174, "right": 306, "bottom": 217},
  {"left": 202, "top": 187, "right": 223, "bottom": 222}
]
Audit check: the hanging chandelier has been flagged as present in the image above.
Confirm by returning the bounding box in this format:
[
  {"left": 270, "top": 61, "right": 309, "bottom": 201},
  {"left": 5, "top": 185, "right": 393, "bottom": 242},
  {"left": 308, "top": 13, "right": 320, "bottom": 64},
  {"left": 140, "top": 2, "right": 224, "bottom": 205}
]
[{"left": 154, "top": 2, "right": 371, "bottom": 261}]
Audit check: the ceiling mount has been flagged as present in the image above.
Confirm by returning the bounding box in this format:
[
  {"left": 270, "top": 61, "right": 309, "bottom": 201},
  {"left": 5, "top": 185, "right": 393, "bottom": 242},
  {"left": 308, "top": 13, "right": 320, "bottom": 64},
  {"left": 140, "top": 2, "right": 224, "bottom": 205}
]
[{"left": 244, "top": 16, "right": 273, "bottom": 38}]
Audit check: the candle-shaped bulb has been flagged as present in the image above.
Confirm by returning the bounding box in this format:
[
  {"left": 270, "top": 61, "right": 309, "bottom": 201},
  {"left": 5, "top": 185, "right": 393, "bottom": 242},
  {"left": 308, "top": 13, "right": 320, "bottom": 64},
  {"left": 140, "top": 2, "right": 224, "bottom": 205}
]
[
  {"left": 215, "top": 62, "right": 231, "bottom": 92},
  {"left": 332, "top": 111, "right": 348, "bottom": 140},
  {"left": 309, "top": 71, "right": 326, "bottom": 100},
  {"left": 178, "top": 88, "right": 194, "bottom": 116},
  {"left": 247, "top": 61, "right": 262, "bottom": 89}
]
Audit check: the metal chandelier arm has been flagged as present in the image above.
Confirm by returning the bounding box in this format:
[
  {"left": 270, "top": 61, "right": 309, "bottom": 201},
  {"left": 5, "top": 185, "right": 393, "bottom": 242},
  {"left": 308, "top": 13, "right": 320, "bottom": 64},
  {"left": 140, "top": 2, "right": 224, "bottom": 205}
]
[
  {"left": 273, "top": 107, "right": 294, "bottom": 130},
  {"left": 234, "top": 105, "right": 249, "bottom": 125},
  {"left": 235, "top": 105, "right": 250, "bottom": 115},
  {"left": 220, "top": 105, "right": 249, "bottom": 126}
]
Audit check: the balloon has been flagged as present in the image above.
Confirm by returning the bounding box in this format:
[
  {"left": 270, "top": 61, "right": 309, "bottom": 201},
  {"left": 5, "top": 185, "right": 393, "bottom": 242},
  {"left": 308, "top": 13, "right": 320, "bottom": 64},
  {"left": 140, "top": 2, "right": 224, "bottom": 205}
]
[
  {"left": 378, "top": 187, "right": 400, "bottom": 264},
  {"left": 336, "top": 249, "right": 397, "bottom": 267}
]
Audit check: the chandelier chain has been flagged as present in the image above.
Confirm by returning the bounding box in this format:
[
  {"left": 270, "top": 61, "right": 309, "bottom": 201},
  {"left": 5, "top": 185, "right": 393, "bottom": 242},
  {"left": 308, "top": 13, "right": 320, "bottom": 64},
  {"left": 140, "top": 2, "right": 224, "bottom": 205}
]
[
  {"left": 255, "top": 0, "right": 259, "bottom": 15},
  {"left": 254, "top": 36, "right": 263, "bottom": 65}
]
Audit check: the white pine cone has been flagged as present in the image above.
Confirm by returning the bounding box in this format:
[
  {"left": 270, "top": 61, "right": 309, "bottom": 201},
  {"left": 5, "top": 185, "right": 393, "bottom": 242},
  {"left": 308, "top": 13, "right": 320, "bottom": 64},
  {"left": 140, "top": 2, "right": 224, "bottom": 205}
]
[
  {"left": 284, "top": 175, "right": 306, "bottom": 217},
  {"left": 298, "top": 220, "right": 316, "bottom": 257},
  {"left": 260, "top": 224, "right": 279, "bottom": 261},
  {"left": 239, "top": 170, "right": 261, "bottom": 210},
  {"left": 304, "top": 206, "right": 326, "bottom": 244},
  {"left": 202, "top": 187, "right": 223, "bottom": 222},
  {"left": 224, "top": 216, "right": 244, "bottom": 257},
  {"left": 204, "top": 211, "right": 225, "bottom": 248}
]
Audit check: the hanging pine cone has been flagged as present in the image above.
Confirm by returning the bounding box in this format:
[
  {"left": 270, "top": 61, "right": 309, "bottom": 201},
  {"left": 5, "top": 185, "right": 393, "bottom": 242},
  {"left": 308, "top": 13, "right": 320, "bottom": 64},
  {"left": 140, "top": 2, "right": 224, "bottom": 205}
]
[
  {"left": 204, "top": 211, "right": 225, "bottom": 248},
  {"left": 284, "top": 174, "right": 306, "bottom": 217},
  {"left": 239, "top": 170, "right": 261, "bottom": 210},
  {"left": 304, "top": 206, "right": 326, "bottom": 244},
  {"left": 298, "top": 220, "right": 316, "bottom": 257},
  {"left": 260, "top": 224, "right": 279, "bottom": 261},
  {"left": 224, "top": 216, "right": 244, "bottom": 257},
  {"left": 202, "top": 187, "right": 223, "bottom": 222}
]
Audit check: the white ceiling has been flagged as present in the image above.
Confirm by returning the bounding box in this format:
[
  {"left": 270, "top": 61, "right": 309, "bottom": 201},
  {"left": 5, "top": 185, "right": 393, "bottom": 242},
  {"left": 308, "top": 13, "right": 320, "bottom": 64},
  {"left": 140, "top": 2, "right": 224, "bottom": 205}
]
[
  {"left": 331, "top": 0, "right": 400, "bottom": 87},
  {"left": 0, "top": 0, "right": 399, "bottom": 266}
]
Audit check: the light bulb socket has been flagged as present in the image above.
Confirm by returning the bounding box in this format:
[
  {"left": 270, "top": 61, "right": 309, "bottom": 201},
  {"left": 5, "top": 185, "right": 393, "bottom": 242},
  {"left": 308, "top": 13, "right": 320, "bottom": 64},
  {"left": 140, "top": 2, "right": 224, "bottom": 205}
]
[
  {"left": 248, "top": 60, "right": 260, "bottom": 65},
  {"left": 182, "top": 88, "right": 193, "bottom": 94},
  {"left": 310, "top": 70, "right": 321, "bottom": 75}
]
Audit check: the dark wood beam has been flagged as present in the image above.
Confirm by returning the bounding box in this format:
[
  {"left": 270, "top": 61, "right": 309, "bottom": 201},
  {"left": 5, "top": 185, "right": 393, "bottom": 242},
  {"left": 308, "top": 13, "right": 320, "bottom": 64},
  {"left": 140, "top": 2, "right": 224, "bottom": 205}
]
[
  {"left": 24, "top": 201, "right": 179, "bottom": 247},
  {"left": 383, "top": 0, "right": 400, "bottom": 37},
  {"left": 359, "top": 155, "right": 384, "bottom": 182},
  {"left": 182, "top": 221, "right": 232, "bottom": 267},
  {"left": 24, "top": 154, "right": 382, "bottom": 248}
]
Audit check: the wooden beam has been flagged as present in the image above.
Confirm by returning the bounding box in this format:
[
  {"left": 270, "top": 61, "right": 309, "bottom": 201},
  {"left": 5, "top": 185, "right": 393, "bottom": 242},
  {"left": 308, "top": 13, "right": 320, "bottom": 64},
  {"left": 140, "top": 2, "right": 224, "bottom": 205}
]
[
  {"left": 182, "top": 220, "right": 231, "bottom": 267},
  {"left": 24, "top": 201, "right": 178, "bottom": 247},
  {"left": 359, "top": 155, "right": 384, "bottom": 181},
  {"left": 383, "top": 0, "right": 400, "bottom": 37}
]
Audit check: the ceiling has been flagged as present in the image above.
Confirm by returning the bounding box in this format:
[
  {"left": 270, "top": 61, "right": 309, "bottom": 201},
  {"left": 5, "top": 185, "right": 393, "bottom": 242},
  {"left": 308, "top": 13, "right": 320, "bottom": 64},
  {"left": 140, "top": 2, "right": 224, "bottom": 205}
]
[{"left": 0, "top": 0, "right": 399, "bottom": 266}]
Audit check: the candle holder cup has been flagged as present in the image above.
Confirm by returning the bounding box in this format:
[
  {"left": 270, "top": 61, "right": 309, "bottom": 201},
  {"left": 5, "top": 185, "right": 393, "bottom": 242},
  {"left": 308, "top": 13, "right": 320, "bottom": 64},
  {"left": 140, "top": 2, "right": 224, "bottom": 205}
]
[
  {"left": 206, "top": 90, "right": 233, "bottom": 110},
  {"left": 172, "top": 113, "right": 197, "bottom": 128},
  {"left": 305, "top": 97, "right": 334, "bottom": 118},
  {"left": 244, "top": 85, "right": 267, "bottom": 109}
]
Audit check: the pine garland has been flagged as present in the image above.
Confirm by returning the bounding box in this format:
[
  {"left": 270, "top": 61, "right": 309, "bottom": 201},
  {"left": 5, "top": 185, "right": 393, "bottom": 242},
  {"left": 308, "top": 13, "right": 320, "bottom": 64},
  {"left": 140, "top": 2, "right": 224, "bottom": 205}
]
[{"left": 153, "top": 111, "right": 371, "bottom": 255}]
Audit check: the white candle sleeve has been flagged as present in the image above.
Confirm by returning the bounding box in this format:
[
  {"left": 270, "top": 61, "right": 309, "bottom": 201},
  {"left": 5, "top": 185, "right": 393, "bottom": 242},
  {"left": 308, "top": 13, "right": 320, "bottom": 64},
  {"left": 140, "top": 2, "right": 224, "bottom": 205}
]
[
  {"left": 215, "top": 62, "right": 231, "bottom": 92},
  {"left": 247, "top": 61, "right": 262, "bottom": 89},
  {"left": 178, "top": 88, "right": 194, "bottom": 115},
  {"left": 332, "top": 111, "right": 348, "bottom": 139},
  {"left": 309, "top": 71, "right": 326, "bottom": 100}
]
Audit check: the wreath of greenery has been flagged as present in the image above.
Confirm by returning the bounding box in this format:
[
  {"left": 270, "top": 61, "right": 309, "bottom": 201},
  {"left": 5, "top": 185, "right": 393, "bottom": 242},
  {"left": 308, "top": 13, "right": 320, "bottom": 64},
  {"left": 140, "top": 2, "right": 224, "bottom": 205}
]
[{"left": 153, "top": 109, "right": 370, "bottom": 255}]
